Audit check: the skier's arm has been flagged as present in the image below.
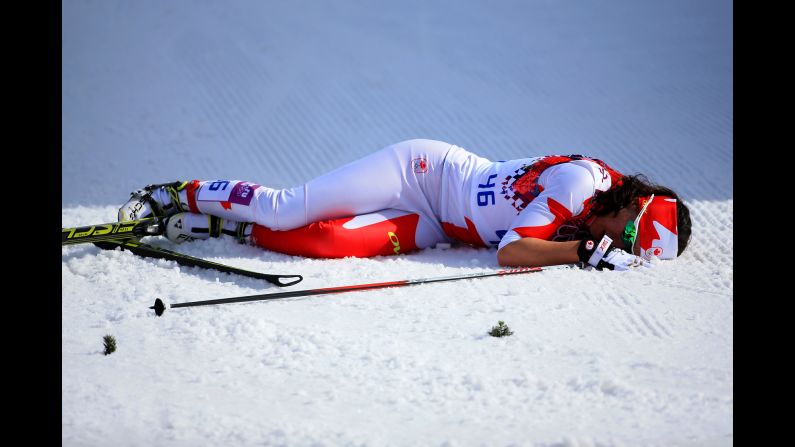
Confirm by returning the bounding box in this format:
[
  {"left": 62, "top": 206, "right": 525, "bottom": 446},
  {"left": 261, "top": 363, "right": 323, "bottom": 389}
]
[
  {"left": 495, "top": 163, "right": 596, "bottom": 267},
  {"left": 497, "top": 238, "right": 581, "bottom": 267},
  {"left": 499, "top": 233, "right": 652, "bottom": 270}
]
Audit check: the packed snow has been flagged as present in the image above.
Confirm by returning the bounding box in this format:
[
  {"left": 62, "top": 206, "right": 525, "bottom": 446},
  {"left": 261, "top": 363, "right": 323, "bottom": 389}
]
[{"left": 62, "top": 1, "right": 732, "bottom": 446}]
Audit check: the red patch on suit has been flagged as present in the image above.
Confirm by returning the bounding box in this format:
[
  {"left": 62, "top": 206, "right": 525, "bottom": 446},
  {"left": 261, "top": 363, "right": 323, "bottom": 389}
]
[
  {"left": 441, "top": 217, "right": 487, "bottom": 247},
  {"left": 185, "top": 180, "right": 201, "bottom": 213},
  {"left": 513, "top": 197, "right": 574, "bottom": 240},
  {"left": 251, "top": 213, "right": 420, "bottom": 258}
]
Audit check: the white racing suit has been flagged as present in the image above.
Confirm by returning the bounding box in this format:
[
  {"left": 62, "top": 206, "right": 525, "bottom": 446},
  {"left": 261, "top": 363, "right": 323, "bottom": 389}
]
[{"left": 173, "top": 139, "right": 623, "bottom": 258}]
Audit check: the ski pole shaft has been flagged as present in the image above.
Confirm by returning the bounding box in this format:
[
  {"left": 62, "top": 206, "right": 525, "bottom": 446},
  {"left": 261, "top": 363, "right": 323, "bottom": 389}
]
[
  {"left": 151, "top": 263, "right": 582, "bottom": 316},
  {"left": 96, "top": 240, "right": 303, "bottom": 287}
]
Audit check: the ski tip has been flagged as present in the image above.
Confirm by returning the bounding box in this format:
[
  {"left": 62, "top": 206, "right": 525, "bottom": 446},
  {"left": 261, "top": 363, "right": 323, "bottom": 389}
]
[{"left": 150, "top": 298, "right": 166, "bottom": 317}]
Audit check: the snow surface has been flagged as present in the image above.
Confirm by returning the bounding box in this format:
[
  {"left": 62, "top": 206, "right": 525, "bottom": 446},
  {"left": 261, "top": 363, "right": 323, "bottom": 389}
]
[{"left": 62, "top": 1, "right": 732, "bottom": 446}]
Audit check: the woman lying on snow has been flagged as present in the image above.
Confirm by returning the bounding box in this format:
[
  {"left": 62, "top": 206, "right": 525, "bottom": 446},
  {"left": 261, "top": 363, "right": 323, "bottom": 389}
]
[{"left": 119, "top": 139, "right": 691, "bottom": 271}]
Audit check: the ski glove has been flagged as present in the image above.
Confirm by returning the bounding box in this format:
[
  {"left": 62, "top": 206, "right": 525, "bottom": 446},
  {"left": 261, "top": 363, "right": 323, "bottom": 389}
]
[{"left": 577, "top": 235, "right": 652, "bottom": 271}]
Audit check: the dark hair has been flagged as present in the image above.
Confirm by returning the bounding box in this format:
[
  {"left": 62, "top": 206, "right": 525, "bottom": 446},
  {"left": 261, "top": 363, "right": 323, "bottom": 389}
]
[{"left": 593, "top": 174, "right": 692, "bottom": 256}]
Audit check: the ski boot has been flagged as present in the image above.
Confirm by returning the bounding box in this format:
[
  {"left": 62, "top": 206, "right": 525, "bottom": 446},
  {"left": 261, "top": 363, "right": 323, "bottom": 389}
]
[
  {"left": 164, "top": 212, "right": 253, "bottom": 245},
  {"left": 118, "top": 181, "right": 191, "bottom": 222}
]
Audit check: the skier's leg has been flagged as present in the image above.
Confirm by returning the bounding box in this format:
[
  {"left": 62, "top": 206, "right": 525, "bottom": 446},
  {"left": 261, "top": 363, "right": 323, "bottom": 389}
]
[
  {"left": 164, "top": 207, "right": 447, "bottom": 258},
  {"left": 250, "top": 209, "right": 447, "bottom": 258},
  {"left": 174, "top": 139, "right": 453, "bottom": 231}
]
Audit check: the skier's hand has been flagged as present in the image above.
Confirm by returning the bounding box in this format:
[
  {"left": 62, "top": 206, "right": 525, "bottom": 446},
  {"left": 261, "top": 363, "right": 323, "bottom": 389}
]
[
  {"left": 578, "top": 235, "right": 652, "bottom": 271},
  {"left": 600, "top": 246, "right": 651, "bottom": 271}
]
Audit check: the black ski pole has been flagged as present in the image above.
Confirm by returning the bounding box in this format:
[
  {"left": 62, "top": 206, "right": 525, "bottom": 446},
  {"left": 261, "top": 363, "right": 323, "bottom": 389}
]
[
  {"left": 150, "top": 263, "right": 583, "bottom": 316},
  {"left": 95, "top": 239, "right": 303, "bottom": 287},
  {"left": 62, "top": 219, "right": 303, "bottom": 287}
]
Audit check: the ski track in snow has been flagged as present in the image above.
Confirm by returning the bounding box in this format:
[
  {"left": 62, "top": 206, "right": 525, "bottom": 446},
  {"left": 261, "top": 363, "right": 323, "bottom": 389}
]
[{"left": 62, "top": 1, "right": 732, "bottom": 446}]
